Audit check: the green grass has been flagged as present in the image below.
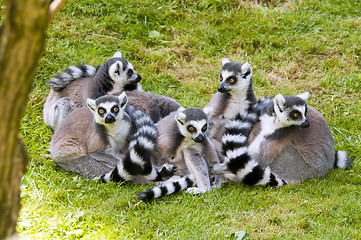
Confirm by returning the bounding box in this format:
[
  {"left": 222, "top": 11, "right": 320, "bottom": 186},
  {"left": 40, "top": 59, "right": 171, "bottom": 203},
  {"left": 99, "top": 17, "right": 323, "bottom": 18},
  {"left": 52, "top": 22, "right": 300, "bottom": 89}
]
[{"left": 14, "top": 0, "right": 361, "bottom": 239}]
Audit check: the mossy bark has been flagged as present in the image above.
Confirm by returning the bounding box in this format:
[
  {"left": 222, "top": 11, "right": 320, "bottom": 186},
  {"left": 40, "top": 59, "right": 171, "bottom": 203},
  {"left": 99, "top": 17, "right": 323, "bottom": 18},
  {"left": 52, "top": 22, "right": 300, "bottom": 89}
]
[{"left": 0, "top": 0, "right": 50, "bottom": 238}]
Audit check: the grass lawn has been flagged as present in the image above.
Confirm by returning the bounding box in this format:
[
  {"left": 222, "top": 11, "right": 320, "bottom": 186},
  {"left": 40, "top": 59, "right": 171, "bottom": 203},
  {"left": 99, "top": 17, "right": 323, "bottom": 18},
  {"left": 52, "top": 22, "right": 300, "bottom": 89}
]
[{"left": 9, "top": 0, "right": 361, "bottom": 239}]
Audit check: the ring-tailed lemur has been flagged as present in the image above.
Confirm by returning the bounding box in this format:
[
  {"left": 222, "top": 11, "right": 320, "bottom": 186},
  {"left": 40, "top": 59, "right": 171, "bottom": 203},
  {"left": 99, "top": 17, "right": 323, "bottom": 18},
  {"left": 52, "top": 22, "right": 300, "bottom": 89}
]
[
  {"left": 44, "top": 52, "right": 142, "bottom": 130},
  {"left": 135, "top": 107, "right": 222, "bottom": 201},
  {"left": 218, "top": 92, "right": 352, "bottom": 185},
  {"left": 50, "top": 93, "right": 173, "bottom": 181},
  {"left": 205, "top": 58, "right": 257, "bottom": 162}
]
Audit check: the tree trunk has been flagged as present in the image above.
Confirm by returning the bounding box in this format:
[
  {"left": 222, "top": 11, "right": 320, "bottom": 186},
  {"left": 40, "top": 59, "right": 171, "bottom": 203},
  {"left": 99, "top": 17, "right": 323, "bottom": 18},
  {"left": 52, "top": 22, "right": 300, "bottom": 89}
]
[{"left": 0, "top": 0, "right": 51, "bottom": 238}]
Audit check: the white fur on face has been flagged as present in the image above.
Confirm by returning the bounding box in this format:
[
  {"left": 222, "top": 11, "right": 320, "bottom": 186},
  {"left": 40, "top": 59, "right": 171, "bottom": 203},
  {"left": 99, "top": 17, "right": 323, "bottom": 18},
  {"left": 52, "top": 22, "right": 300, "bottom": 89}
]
[
  {"left": 176, "top": 119, "right": 208, "bottom": 141},
  {"left": 220, "top": 69, "right": 252, "bottom": 94},
  {"left": 275, "top": 104, "right": 307, "bottom": 128},
  {"left": 92, "top": 101, "right": 124, "bottom": 125}
]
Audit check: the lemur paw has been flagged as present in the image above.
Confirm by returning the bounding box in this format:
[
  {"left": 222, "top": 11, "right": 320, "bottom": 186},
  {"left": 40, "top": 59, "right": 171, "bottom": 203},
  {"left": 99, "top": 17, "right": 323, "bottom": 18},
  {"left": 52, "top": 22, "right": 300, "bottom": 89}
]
[
  {"left": 186, "top": 187, "right": 207, "bottom": 195},
  {"left": 159, "top": 164, "right": 177, "bottom": 177}
]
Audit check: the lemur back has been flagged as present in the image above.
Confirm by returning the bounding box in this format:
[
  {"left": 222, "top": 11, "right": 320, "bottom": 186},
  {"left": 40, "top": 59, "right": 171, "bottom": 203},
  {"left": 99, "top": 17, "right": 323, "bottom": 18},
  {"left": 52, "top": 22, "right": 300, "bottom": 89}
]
[
  {"left": 50, "top": 93, "right": 172, "bottom": 182},
  {"left": 219, "top": 92, "right": 352, "bottom": 185},
  {"left": 137, "top": 107, "right": 222, "bottom": 201},
  {"left": 44, "top": 52, "right": 142, "bottom": 130},
  {"left": 121, "top": 90, "right": 182, "bottom": 123},
  {"left": 205, "top": 58, "right": 257, "bottom": 161}
]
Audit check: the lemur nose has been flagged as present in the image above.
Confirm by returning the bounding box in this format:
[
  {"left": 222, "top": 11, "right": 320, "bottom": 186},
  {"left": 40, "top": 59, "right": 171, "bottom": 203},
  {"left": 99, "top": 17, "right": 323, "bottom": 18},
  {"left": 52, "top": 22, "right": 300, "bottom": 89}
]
[
  {"left": 105, "top": 114, "right": 116, "bottom": 124},
  {"left": 217, "top": 85, "right": 224, "bottom": 92},
  {"left": 300, "top": 119, "right": 310, "bottom": 128},
  {"left": 194, "top": 134, "right": 204, "bottom": 143}
]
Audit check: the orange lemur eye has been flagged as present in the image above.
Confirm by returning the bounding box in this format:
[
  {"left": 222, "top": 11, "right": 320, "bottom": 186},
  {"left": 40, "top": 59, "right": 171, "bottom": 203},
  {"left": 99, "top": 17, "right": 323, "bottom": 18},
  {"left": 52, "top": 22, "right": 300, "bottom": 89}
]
[
  {"left": 98, "top": 108, "right": 105, "bottom": 115},
  {"left": 293, "top": 112, "right": 299, "bottom": 118},
  {"left": 188, "top": 126, "right": 195, "bottom": 131},
  {"left": 229, "top": 78, "right": 235, "bottom": 83},
  {"left": 220, "top": 76, "right": 223, "bottom": 81},
  {"left": 113, "top": 107, "right": 119, "bottom": 113}
]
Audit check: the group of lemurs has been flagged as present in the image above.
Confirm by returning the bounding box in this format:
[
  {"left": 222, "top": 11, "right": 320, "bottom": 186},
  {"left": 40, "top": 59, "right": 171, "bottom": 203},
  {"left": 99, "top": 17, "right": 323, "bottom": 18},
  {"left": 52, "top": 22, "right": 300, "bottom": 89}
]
[{"left": 43, "top": 51, "right": 352, "bottom": 201}]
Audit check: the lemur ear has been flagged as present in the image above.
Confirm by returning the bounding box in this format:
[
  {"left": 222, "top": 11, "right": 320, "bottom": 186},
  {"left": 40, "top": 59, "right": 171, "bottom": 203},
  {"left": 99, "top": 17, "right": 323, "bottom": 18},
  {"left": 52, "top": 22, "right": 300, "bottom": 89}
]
[
  {"left": 203, "top": 107, "right": 213, "bottom": 118},
  {"left": 118, "top": 92, "right": 128, "bottom": 108},
  {"left": 241, "top": 62, "right": 251, "bottom": 76},
  {"left": 274, "top": 93, "right": 286, "bottom": 112},
  {"left": 112, "top": 51, "right": 122, "bottom": 58},
  {"left": 175, "top": 111, "right": 187, "bottom": 125},
  {"left": 86, "top": 98, "right": 97, "bottom": 112},
  {"left": 297, "top": 92, "right": 310, "bottom": 102},
  {"left": 221, "top": 58, "right": 230, "bottom": 66}
]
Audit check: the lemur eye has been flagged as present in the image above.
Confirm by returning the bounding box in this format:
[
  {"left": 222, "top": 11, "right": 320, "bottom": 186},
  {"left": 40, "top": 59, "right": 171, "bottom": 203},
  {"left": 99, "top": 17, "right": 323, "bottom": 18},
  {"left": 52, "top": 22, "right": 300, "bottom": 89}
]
[
  {"left": 113, "top": 107, "right": 119, "bottom": 113},
  {"left": 229, "top": 78, "right": 235, "bottom": 84},
  {"left": 220, "top": 76, "right": 223, "bottom": 82},
  {"left": 127, "top": 69, "right": 134, "bottom": 78},
  {"left": 98, "top": 108, "right": 105, "bottom": 115},
  {"left": 187, "top": 126, "right": 195, "bottom": 132},
  {"left": 202, "top": 125, "right": 207, "bottom": 131},
  {"left": 291, "top": 111, "right": 300, "bottom": 119}
]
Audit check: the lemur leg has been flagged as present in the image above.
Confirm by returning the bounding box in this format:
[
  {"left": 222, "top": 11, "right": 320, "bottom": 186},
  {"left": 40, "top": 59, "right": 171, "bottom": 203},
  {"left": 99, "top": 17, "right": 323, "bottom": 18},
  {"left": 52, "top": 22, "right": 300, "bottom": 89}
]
[
  {"left": 44, "top": 96, "right": 77, "bottom": 130},
  {"left": 211, "top": 138, "right": 225, "bottom": 163},
  {"left": 204, "top": 138, "right": 224, "bottom": 189},
  {"left": 57, "top": 152, "right": 120, "bottom": 179},
  {"left": 183, "top": 148, "right": 211, "bottom": 192}
]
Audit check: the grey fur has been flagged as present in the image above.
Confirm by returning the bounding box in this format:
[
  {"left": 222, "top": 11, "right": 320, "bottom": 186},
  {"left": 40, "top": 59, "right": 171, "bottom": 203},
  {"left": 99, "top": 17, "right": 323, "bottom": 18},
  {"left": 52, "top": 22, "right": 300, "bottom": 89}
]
[
  {"left": 248, "top": 102, "right": 352, "bottom": 184},
  {"left": 121, "top": 91, "right": 182, "bottom": 123},
  {"left": 50, "top": 107, "right": 121, "bottom": 178}
]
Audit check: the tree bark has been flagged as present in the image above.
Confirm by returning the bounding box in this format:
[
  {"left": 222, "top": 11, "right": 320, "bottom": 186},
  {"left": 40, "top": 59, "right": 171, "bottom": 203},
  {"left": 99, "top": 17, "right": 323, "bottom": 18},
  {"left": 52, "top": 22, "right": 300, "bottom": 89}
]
[{"left": 0, "top": 0, "right": 51, "bottom": 238}]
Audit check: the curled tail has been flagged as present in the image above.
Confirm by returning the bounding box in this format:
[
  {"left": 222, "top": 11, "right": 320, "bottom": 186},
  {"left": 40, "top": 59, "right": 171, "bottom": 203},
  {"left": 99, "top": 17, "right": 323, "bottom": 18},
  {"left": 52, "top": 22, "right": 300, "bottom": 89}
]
[
  {"left": 222, "top": 112, "right": 287, "bottom": 187},
  {"left": 48, "top": 64, "right": 97, "bottom": 91},
  {"left": 334, "top": 150, "right": 353, "bottom": 169},
  {"left": 101, "top": 106, "right": 175, "bottom": 183},
  {"left": 137, "top": 176, "right": 194, "bottom": 202}
]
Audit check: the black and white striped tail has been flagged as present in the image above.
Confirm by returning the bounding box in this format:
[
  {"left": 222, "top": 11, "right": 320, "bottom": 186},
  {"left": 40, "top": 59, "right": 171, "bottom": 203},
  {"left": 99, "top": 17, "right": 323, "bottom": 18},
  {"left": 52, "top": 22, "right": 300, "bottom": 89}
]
[
  {"left": 222, "top": 111, "right": 287, "bottom": 187},
  {"left": 100, "top": 106, "right": 174, "bottom": 183},
  {"left": 48, "top": 64, "right": 97, "bottom": 91},
  {"left": 137, "top": 176, "right": 194, "bottom": 202},
  {"left": 334, "top": 150, "right": 353, "bottom": 169}
]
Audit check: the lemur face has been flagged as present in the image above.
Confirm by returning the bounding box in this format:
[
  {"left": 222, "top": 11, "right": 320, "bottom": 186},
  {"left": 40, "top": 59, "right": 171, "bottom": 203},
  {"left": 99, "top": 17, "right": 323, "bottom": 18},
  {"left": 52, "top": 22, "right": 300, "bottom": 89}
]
[
  {"left": 107, "top": 52, "right": 142, "bottom": 87},
  {"left": 175, "top": 108, "right": 209, "bottom": 143},
  {"left": 218, "top": 58, "right": 252, "bottom": 94},
  {"left": 274, "top": 92, "right": 310, "bottom": 129},
  {"left": 87, "top": 92, "right": 128, "bottom": 125}
]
